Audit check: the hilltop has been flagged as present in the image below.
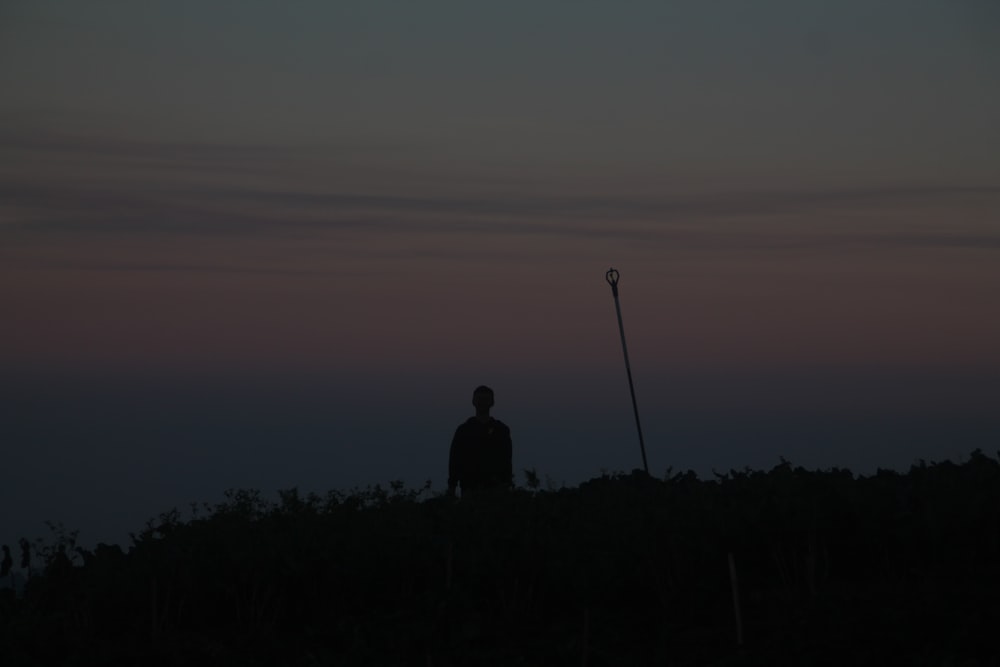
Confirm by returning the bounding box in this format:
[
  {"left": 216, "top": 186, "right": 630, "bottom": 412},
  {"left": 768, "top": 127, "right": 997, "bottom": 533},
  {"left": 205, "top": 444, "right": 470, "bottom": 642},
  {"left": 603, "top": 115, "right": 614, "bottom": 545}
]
[{"left": 2, "top": 451, "right": 998, "bottom": 665}]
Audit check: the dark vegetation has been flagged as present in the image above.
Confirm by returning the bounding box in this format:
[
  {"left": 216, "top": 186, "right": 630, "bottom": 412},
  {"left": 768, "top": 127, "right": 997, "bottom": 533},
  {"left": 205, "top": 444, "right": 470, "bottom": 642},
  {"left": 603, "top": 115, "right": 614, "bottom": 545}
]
[{"left": 3, "top": 451, "right": 999, "bottom": 666}]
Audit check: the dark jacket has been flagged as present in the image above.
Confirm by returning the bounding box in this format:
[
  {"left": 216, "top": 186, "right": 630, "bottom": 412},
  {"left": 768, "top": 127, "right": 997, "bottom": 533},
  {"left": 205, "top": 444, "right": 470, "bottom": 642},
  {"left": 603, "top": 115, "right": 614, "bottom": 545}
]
[{"left": 448, "top": 417, "right": 512, "bottom": 494}]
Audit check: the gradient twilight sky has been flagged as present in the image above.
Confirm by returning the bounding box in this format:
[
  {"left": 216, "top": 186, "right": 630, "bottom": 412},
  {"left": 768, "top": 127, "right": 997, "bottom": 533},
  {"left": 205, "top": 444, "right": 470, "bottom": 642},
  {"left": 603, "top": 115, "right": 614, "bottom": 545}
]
[{"left": 2, "top": 1, "right": 999, "bottom": 549}]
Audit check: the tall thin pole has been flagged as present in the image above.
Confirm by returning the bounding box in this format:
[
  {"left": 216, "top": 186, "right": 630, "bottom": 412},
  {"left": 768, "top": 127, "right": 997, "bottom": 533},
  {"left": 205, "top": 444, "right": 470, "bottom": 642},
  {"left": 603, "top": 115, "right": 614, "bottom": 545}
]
[{"left": 605, "top": 267, "right": 649, "bottom": 475}]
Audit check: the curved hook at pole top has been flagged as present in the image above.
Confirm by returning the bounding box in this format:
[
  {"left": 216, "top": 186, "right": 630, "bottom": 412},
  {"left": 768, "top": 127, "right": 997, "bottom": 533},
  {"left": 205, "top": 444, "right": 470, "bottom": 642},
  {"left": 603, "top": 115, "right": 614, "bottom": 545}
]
[
  {"left": 605, "top": 267, "right": 620, "bottom": 297},
  {"left": 605, "top": 267, "right": 620, "bottom": 287}
]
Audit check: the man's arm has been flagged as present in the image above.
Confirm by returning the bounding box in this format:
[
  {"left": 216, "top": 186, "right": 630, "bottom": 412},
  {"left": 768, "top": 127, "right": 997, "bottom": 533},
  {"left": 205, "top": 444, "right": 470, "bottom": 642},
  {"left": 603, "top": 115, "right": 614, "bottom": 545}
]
[
  {"left": 504, "top": 426, "right": 513, "bottom": 488},
  {"left": 447, "top": 427, "right": 463, "bottom": 496}
]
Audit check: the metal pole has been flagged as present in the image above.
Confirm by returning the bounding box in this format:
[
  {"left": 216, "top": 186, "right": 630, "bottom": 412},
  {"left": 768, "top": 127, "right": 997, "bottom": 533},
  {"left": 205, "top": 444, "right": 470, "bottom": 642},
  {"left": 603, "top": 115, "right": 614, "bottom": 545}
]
[{"left": 605, "top": 267, "right": 649, "bottom": 475}]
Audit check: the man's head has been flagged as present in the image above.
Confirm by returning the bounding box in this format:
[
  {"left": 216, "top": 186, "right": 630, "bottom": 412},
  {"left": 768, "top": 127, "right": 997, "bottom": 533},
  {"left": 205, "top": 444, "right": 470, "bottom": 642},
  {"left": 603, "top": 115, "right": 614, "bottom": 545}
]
[{"left": 472, "top": 385, "right": 494, "bottom": 412}]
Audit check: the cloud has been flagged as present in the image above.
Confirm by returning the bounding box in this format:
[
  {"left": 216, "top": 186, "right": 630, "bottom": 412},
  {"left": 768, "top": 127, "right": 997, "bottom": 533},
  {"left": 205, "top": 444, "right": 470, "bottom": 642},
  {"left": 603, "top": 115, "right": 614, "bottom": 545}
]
[
  {"left": 0, "top": 117, "right": 410, "bottom": 163},
  {"left": 5, "top": 177, "right": 998, "bottom": 245},
  {"left": 3, "top": 125, "right": 999, "bottom": 273},
  {"left": 0, "top": 257, "right": 320, "bottom": 276}
]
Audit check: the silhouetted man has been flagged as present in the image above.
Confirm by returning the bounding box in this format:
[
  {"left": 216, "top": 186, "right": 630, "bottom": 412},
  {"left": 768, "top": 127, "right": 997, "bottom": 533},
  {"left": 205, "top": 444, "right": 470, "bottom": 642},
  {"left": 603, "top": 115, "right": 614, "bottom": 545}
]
[{"left": 448, "top": 385, "right": 512, "bottom": 496}]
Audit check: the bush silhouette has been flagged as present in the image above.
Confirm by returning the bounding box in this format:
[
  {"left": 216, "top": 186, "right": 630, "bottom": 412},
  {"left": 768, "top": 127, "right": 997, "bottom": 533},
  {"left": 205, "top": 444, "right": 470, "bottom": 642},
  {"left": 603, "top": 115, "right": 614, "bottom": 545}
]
[{"left": 2, "top": 451, "right": 999, "bottom": 665}]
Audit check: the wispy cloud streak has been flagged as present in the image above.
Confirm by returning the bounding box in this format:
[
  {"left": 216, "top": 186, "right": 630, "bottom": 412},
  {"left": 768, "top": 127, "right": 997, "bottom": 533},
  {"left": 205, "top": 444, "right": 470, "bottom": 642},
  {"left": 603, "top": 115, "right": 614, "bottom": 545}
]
[{"left": 3, "top": 128, "right": 999, "bottom": 275}]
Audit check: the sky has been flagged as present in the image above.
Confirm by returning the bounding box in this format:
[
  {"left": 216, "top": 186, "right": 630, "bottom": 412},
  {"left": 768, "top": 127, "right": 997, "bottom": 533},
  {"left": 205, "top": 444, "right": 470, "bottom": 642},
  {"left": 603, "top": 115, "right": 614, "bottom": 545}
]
[{"left": 2, "top": 1, "right": 999, "bottom": 550}]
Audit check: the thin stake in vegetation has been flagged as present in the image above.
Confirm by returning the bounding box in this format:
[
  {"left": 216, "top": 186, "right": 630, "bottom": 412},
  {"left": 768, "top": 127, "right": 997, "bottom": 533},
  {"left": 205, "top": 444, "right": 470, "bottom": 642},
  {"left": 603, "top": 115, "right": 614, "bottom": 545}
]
[{"left": 728, "top": 551, "right": 744, "bottom": 646}]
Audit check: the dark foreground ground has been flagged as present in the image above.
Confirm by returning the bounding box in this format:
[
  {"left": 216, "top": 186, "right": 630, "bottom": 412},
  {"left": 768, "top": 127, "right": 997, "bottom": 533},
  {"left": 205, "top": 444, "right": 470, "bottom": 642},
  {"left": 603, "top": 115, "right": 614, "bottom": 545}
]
[{"left": 2, "top": 451, "right": 999, "bottom": 666}]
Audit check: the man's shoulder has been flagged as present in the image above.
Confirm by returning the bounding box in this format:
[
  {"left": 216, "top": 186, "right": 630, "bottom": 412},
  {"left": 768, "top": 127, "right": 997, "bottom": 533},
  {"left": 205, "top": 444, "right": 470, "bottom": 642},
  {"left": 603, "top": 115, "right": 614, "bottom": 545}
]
[
  {"left": 455, "top": 417, "right": 510, "bottom": 433},
  {"left": 490, "top": 418, "right": 511, "bottom": 435},
  {"left": 454, "top": 418, "right": 480, "bottom": 435},
  {"left": 488, "top": 419, "right": 512, "bottom": 454}
]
